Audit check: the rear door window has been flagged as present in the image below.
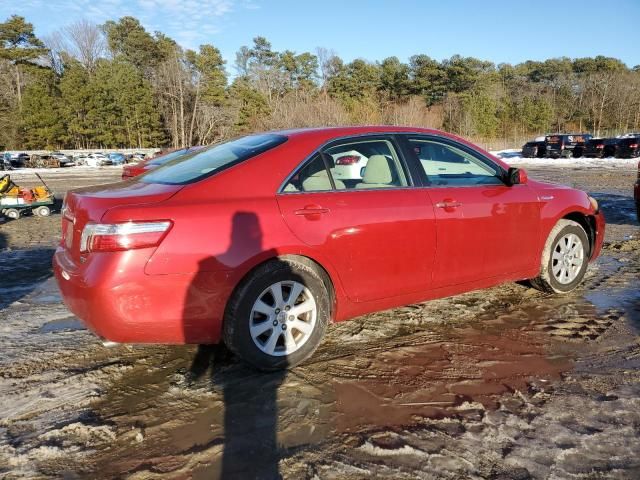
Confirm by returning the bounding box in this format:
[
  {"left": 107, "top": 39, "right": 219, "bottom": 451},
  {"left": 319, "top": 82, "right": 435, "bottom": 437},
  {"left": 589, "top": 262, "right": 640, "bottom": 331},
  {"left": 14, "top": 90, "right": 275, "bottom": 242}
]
[{"left": 281, "top": 137, "right": 409, "bottom": 193}]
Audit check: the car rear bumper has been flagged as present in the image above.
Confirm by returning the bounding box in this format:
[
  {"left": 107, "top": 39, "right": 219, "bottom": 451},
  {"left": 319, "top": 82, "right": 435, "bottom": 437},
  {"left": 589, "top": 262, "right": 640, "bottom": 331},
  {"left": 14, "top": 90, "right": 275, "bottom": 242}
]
[
  {"left": 53, "top": 248, "right": 231, "bottom": 344},
  {"left": 616, "top": 150, "right": 639, "bottom": 158}
]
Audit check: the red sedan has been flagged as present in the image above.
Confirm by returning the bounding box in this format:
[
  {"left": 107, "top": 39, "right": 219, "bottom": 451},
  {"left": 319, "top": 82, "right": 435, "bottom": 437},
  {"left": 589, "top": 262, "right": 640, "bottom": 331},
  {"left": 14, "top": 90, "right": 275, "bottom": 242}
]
[
  {"left": 121, "top": 147, "right": 204, "bottom": 179},
  {"left": 54, "top": 126, "right": 605, "bottom": 370}
]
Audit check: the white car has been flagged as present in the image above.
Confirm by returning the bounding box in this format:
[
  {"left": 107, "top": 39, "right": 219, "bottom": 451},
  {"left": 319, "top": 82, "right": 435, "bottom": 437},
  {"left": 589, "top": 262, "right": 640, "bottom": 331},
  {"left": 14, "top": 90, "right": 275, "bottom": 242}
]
[
  {"left": 86, "top": 153, "right": 109, "bottom": 167},
  {"left": 330, "top": 150, "right": 369, "bottom": 181}
]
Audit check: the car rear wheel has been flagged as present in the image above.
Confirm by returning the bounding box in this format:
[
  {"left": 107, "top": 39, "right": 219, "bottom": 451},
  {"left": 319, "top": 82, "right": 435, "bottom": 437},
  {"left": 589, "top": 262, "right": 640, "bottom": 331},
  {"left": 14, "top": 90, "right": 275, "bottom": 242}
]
[
  {"left": 223, "top": 257, "right": 330, "bottom": 370},
  {"left": 530, "top": 219, "right": 589, "bottom": 294}
]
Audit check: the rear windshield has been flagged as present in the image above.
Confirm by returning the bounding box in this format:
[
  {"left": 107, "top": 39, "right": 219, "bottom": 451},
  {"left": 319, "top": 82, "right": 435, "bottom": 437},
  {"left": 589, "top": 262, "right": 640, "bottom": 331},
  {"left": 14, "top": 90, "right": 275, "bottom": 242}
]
[
  {"left": 141, "top": 134, "right": 288, "bottom": 185},
  {"left": 148, "top": 148, "right": 190, "bottom": 166}
]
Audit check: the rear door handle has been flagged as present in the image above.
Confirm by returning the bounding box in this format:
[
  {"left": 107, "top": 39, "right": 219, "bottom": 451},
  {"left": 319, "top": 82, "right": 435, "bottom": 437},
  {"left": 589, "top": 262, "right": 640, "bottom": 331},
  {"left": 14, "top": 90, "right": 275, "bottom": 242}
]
[
  {"left": 435, "top": 201, "right": 462, "bottom": 209},
  {"left": 294, "top": 204, "right": 330, "bottom": 218}
]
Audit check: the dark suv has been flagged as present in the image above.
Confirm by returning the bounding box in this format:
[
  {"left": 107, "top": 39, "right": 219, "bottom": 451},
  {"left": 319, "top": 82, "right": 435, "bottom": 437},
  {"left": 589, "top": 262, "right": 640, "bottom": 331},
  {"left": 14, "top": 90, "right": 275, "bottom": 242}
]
[
  {"left": 616, "top": 136, "right": 640, "bottom": 158},
  {"left": 583, "top": 138, "right": 619, "bottom": 158},
  {"left": 545, "top": 134, "right": 592, "bottom": 158},
  {"left": 521, "top": 140, "right": 546, "bottom": 158}
]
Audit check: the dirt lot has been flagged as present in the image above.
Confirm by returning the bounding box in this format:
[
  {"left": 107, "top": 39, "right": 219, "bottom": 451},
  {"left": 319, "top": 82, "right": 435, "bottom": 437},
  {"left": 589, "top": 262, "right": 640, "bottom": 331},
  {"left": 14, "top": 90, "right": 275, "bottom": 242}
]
[{"left": 1, "top": 164, "right": 639, "bottom": 479}]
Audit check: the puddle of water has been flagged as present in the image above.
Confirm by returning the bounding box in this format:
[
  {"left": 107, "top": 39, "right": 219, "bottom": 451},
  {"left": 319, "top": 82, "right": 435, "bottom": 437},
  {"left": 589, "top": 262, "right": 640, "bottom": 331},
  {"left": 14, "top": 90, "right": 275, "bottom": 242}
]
[
  {"left": 330, "top": 322, "right": 572, "bottom": 433},
  {"left": 38, "top": 317, "right": 84, "bottom": 333}
]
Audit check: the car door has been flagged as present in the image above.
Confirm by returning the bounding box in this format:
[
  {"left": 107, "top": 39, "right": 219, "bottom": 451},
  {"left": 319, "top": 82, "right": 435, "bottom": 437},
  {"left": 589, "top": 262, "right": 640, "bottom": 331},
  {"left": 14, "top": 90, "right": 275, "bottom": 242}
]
[
  {"left": 277, "top": 135, "right": 437, "bottom": 303},
  {"left": 401, "top": 135, "right": 541, "bottom": 288}
]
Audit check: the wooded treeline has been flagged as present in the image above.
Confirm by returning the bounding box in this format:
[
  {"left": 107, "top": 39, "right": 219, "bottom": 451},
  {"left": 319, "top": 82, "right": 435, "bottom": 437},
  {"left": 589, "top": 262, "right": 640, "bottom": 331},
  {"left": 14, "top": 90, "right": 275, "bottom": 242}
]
[{"left": 1, "top": 14, "right": 639, "bottom": 150}]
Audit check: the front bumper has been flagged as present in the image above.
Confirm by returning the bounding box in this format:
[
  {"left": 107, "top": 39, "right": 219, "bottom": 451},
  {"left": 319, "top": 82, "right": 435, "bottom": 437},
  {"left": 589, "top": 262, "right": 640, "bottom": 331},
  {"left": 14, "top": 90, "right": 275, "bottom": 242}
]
[{"left": 591, "top": 210, "right": 606, "bottom": 261}]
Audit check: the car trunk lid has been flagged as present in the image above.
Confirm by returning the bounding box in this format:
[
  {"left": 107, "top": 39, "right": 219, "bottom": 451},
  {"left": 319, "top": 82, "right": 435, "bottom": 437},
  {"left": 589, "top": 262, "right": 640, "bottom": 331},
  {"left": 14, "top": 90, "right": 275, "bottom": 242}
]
[{"left": 61, "top": 182, "right": 183, "bottom": 264}]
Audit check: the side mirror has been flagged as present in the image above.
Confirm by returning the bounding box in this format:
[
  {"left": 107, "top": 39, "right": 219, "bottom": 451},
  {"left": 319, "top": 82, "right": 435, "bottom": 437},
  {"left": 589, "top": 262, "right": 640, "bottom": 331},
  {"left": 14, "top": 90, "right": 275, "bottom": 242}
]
[{"left": 506, "top": 167, "right": 527, "bottom": 186}]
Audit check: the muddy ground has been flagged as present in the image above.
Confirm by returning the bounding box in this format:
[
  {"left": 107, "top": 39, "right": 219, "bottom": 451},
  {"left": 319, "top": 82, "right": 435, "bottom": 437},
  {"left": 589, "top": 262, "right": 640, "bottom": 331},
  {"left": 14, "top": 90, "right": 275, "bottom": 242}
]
[{"left": 0, "top": 164, "right": 639, "bottom": 479}]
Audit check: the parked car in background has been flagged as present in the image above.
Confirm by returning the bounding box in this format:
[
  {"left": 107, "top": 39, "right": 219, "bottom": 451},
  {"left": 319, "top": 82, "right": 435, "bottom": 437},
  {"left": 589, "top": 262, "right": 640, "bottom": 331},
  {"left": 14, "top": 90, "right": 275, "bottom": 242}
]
[
  {"left": 1, "top": 153, "right": 12, "bottom": 170},
  {"left": 583, "top": 138, "right": 619, "bottom": 158},
  {"left": 86, "top": 153, "right": 110, "bottom": 167},
  {"left": 54, "top": 126, "right": 605, "bottom": 370},
  {"left": 121, "top": 147, "right": 204, "bottom": 179},
  {"left": 9, "top": 153, "right": 29, "bottom": 168},
  {"left": 329, "top": 150, "right": 370, "bottom": 183},
  {"left": 615, "top": 136, "right": 640, "bottom": 158},
  {"left": 545, "top": 134, "right": 591, "bottom": 158},
  {"left": 73, "top": 154, "right": 88, "bottom": 165},
  {"left": 521, "top": 140, "right": 546, "bottom": 158},
  {"left": 107, "top": 153, "right": 127, "bottom": 165},
  {"left": 50, "top": 152, "right": 74, "bottom": 167}
]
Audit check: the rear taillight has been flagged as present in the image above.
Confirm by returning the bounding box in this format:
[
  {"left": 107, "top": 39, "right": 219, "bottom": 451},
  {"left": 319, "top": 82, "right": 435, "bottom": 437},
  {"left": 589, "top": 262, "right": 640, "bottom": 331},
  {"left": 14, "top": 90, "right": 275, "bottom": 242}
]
[
  {"left": 596, "top": 145, "right": 604, "bottom": 149},
  {"left": 80, "top": 221, "right": 172, "bottom": 253},
  {"left": 335, "top": 155, "right": 360, "bottom": 165},
  {"left": 630, "top": 143, "right": 638, "bottom": 149}
]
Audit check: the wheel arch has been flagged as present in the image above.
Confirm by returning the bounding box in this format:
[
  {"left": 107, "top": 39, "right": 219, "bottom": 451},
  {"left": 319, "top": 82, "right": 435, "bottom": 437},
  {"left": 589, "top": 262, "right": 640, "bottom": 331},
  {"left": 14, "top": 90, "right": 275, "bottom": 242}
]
[
  {"left": 224, "top": 253, "right": 338, "bottom": 324},
  {"left": 562, "top": 211, "right": 596, "bottom": 257}
]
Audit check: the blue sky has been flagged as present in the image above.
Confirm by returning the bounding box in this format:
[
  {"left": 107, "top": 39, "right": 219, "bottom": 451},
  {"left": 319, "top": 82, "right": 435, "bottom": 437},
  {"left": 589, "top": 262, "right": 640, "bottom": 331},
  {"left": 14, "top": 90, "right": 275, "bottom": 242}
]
[{"left": 2, "top": 0, "right": 640, "bottom": 71}]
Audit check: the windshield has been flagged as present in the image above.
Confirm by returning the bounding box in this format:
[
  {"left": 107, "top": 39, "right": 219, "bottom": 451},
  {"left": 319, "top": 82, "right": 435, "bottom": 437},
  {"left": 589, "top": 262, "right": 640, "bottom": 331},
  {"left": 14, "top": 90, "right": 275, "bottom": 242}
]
[{"left": 141, "top": 134, "right": 288, "bottom": 185}]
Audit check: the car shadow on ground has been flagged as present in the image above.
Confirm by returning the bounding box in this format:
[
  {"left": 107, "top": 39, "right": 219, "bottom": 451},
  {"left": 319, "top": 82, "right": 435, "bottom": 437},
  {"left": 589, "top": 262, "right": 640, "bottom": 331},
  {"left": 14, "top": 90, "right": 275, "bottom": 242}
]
[{"left": 183, "top": 211, "right": 293, "bottom": 479}]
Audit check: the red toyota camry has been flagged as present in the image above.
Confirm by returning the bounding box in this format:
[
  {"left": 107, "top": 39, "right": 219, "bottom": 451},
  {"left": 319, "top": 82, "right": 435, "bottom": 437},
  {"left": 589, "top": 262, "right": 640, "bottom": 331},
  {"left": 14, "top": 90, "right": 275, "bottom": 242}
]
[{"left": 54, "top": 126, "right": 605, "bottom": 370}]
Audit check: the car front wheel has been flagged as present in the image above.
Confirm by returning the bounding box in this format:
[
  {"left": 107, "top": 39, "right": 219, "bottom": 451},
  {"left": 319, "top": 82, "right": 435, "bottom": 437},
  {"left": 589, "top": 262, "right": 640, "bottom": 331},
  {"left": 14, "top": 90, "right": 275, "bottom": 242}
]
[
  {"left": 223, "top": 257, "right": 330, "bottom": 370},
  {"left": 530, "top": 219, "right": 590, "bottom": 294}
]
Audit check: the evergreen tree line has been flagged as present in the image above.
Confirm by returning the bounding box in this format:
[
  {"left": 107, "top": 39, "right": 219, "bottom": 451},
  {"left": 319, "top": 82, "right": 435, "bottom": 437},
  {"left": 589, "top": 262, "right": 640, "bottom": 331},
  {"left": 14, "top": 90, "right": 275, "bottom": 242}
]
[{"left": 1, "top": 14, "right": 639, "bottom": 151}]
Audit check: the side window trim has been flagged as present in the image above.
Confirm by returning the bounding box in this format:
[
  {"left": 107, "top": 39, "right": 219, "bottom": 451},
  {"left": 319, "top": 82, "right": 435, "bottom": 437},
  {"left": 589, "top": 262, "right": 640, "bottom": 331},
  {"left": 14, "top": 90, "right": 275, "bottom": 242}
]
[
  {"left": 320, "top": 152, "right": 337, "bottom": 190},
  {"left": 399, "top": 133, "right": 508, "bottom": 187}
]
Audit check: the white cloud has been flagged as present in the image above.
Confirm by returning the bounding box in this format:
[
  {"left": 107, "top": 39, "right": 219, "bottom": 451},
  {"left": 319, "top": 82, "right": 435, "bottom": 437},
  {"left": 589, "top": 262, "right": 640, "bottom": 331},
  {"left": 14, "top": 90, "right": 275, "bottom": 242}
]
[{"left": 0, "top": 0, "right": 253, "bottom": 49}]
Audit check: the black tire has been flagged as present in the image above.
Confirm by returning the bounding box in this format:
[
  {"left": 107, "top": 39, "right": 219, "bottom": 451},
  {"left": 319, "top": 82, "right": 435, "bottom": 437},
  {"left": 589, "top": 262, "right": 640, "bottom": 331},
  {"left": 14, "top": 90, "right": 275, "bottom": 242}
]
[
  {"left": 223, "top": 257, "right": 330, "bottom": 371},
  {"left": 4, "top": 208, "right": 20, "bottom": 220},
  {"left": 530, "top": 219, "right": 590, "bottom": 294},
  {"left": 34, "top": 206, "right": 51, "bottom": 217}
]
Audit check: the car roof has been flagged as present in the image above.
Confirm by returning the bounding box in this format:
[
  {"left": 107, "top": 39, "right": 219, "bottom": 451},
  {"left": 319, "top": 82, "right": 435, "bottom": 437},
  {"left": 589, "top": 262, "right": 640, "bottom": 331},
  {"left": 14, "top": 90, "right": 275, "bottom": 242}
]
[
  {"left": 274, "top": 125, "right": 455, "bottom": 142},
  {"left": 265, "top": 125, "right": 508, "bottom": 170}
]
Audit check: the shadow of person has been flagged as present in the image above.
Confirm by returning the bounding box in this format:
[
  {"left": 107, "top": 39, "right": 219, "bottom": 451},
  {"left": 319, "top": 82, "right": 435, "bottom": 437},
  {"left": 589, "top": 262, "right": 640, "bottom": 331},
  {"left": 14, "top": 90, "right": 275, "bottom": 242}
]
[{"left": 184, "top": 212, "right": 290, "bottom": 479}]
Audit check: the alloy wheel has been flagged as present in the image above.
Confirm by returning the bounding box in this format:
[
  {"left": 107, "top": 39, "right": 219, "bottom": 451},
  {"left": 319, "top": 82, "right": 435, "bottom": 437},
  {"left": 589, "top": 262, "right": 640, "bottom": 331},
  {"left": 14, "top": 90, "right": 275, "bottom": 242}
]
[
  {"left": 551, "top": 233, "right": 585, "bottom": 284},
  {"left": 249, "top": 280, "right": 317, "bottom": 357}
]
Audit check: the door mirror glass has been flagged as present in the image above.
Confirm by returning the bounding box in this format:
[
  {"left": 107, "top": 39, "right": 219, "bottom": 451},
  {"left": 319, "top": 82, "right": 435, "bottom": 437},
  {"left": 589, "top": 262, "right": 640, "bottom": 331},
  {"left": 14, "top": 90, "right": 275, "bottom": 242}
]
[{"left": 507, "top": 167, "right": 527, "bottom": 186}]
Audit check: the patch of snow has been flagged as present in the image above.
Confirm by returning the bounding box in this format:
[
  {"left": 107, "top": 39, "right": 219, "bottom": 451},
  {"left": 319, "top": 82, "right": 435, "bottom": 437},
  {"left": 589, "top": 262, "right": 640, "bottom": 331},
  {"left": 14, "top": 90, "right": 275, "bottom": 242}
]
[
  {"left": 491, "top": 150, "right": 639, "bottom": 168},
  {"left": 359, "top": 441, "right": 426, "bottom": 457}
]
